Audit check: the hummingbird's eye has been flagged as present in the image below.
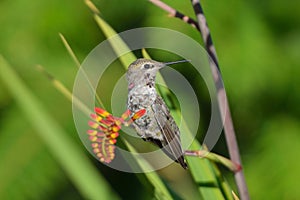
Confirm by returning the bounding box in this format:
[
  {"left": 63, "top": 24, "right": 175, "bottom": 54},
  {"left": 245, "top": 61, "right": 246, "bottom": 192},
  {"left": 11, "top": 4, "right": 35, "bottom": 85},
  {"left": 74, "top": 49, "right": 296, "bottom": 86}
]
[{"left": 144, "top": 64, "right": 150, "bottom": 69}]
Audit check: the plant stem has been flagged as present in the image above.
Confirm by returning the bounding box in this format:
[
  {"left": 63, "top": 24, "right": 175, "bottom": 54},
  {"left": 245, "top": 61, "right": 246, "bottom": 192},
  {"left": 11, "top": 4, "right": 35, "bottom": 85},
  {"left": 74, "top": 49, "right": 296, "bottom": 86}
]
[{"left": 191, "top": 0, "right": 249, "bottom": 199}]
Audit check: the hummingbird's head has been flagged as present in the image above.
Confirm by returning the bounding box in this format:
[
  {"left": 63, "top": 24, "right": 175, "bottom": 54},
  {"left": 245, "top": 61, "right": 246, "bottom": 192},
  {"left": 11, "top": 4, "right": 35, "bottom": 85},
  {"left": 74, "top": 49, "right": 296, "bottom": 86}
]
[
  {"left": 126, "top": 58, "right": 164, "bottom": 84},
  {"left": 126, "top": 58, "right": 190, "bottom": 84},
  {"left": 127, "top": 59, "right": 164, "bottom": 75}
]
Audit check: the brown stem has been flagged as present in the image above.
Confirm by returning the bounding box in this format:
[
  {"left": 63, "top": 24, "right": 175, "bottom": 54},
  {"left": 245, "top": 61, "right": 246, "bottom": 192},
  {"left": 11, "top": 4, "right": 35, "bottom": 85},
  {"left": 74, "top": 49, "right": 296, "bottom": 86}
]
[
  {"left": 191, "top": 0, "right": 249, "bottom": 199},
  {"left": 149, "top": 0, "right": 199, "bottom": 30}
]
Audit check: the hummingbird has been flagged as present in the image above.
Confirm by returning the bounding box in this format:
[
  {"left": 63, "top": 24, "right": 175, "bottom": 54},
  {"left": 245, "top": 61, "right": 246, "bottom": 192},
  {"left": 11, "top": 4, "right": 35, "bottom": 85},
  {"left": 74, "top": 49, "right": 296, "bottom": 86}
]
[{"left": 126, "top": 58, "right": 189, "bottom": 169}]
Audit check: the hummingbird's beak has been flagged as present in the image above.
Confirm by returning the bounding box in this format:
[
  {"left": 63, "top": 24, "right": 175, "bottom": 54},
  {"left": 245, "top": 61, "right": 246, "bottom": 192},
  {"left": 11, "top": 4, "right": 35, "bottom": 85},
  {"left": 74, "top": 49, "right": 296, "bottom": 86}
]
[{"left": 163, "top": 59, "right": 191, "bottom": 66}]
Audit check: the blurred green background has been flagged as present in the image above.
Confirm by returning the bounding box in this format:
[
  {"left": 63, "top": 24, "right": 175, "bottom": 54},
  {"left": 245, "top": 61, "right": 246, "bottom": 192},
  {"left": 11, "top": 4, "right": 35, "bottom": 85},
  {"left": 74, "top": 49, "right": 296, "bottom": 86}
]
[{"left": 1, "top": 0, "right": 300, "bottom": 199}]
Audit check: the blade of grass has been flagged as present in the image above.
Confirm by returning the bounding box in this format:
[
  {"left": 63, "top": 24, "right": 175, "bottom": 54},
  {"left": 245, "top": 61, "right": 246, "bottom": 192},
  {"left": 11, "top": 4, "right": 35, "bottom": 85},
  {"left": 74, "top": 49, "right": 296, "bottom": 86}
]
[
  {"left": 59, "top": 33, "right": 103, "bottom": 107},
  {"left": 0, "top": 55, "right": 119, "bottom": 200},
  {"left": 59, "top": 33, "right": 81, "bottom": 68},
  {"left": 36, "top": 65, "right": 91, "bottom": 116}
]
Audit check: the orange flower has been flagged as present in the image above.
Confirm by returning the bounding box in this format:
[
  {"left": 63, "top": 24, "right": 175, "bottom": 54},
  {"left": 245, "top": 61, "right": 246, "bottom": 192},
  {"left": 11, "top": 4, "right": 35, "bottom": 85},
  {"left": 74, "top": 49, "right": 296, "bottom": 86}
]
[{"left": 87, "top": 107, "right": 146, "bottom": 163}]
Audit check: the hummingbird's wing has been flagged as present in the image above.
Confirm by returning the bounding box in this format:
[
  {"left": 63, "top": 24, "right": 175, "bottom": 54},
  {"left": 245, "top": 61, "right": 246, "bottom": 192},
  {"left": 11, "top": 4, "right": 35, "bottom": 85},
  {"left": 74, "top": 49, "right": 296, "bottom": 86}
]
[{"left": 151, "top": 96, "right": 188, "bottom": 169}]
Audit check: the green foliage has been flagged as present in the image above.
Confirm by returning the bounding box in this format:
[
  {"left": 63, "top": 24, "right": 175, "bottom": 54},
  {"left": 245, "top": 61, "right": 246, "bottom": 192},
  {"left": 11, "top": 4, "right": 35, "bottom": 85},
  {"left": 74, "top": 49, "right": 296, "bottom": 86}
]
[{"left": 0, "top": 0, "right": 299, "bottom": 199}]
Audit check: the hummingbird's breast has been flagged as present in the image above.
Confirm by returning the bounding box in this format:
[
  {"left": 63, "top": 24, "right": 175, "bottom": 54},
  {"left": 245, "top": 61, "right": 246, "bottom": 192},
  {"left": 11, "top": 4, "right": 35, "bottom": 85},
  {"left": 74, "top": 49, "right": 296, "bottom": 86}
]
[
  {"left": 127, "top": 85, "right": 157, "bottom": 111},
  {"left": 127, "top": 84, "right": 162, "bottom": 139}
]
